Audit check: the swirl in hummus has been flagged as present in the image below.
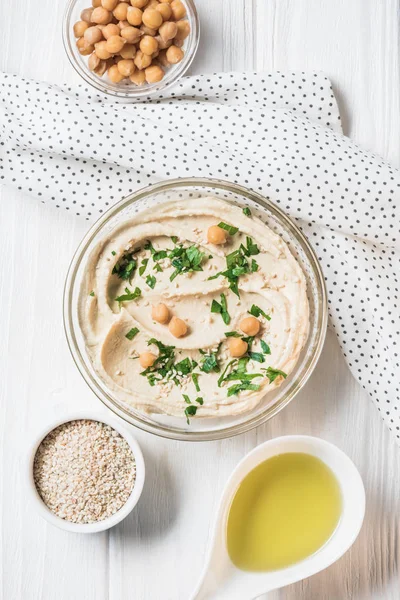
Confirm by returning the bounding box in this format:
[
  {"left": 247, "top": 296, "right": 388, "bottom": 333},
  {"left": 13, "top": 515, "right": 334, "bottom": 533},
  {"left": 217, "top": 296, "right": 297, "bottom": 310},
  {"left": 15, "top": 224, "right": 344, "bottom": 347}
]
[{"left": 78, "top": 197, "right": 309, "bottom": 420}]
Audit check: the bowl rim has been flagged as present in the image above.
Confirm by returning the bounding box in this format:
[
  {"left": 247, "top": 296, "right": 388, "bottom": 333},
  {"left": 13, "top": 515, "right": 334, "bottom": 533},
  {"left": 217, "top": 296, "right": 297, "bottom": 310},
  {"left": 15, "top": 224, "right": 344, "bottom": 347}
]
[
  {"left": 27, "top": 410, "right": 145, "bottom": 533},
  {"left": 63, "top": 177, "right": 328, "bottom": 441},
  {"left": 62, "top": 0, "right": 200, "bottom": 98}
]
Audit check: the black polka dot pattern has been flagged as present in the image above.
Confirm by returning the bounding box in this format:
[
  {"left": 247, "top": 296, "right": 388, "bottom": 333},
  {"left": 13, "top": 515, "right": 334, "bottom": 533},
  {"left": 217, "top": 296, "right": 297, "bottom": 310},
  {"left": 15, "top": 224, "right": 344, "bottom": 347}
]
[{"left": 0, "top": 71, "right": 399, "bottom": 440}]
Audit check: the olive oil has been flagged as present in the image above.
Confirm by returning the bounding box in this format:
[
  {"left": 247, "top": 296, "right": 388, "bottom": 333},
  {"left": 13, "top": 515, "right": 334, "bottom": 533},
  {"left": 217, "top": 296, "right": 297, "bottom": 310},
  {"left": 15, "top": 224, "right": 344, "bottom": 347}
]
[{"left": 227, "top": 452, "right": 342, "bottom": 571}]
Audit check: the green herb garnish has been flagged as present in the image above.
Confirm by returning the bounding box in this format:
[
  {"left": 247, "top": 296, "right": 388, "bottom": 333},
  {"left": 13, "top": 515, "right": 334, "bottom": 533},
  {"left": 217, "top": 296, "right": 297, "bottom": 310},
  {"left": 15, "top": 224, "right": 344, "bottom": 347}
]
[
  {"left": 248, "top": 304, "right": 271, "bottom": 320},
  {"left": 251, "top": 259, "right": 259, "bottom": 272},
  {"left": 170, "top": 244, "right": 206, "bottom": 281},
  {"left": 242, "top": 207, "right": 251, "bottom": 217},
  {"left": 192, "top": 373, "right": 200, "bottom": 392},
  {"left": 154, "top": 263, "right": 163, "bottom": 273},
  {"left": 112, "top": 252, "right": 138, "bottom": 281},
  {"left": 207, "top": 236, "right": 260, "bottom": 298},
  {"left": 265, "top": 367, "right": 287, "bottom": 383},
  {"left": 211, "top": 293, "right": 230, "bottom": 325},
  {"left": 183, "top": 394, "right": 191, "bottom": 404},
  {"left": 260, "top": 340, "right": 271, "bottom": 355},
  {"left": 227, "top": 381, "right": 261, "bottom": 396},
  {"left": 195, "top": 397, "right": 204, "bottom": 405},
  {"left": 184, "top": 404, "right": 197, "bottom": 424},
  {"left": 115, "top": 287, "right": 142, "bottom": 303},
  {"left": 89, "top": 291, "right": 95, "bottom": 297},
  {"left": 171, "top": 236, "right": 179, "bottom": 244},
  {"left": 146, "top": 275, "right": 156, "bottom": 289},
  {"left": 248, "top": 352, "right": 265, "bottom": 363},
  {"left": 139, "top": 258, "right": 149, "bottom": 276},
  {"left": 199, "top": 346, "right": 221, "bottom": 374},
  {"left": 125, "top": 327, "right": 139, "bottom": 340},
  {"left": 218, "top": 222, "right": 239, "bottom": 235},
  {"left": 111, "top": 250, "right": 116, "bottom": 256},
  {"left": 224, "top": 331, "right": 241, "bottom": 337}
]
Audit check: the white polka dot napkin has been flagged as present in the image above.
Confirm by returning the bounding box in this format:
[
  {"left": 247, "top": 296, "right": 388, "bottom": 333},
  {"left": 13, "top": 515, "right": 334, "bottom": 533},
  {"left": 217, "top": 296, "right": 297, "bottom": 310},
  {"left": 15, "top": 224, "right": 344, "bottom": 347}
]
[{"left": 0, "top": 71, "right": 399, "bottom": 441}]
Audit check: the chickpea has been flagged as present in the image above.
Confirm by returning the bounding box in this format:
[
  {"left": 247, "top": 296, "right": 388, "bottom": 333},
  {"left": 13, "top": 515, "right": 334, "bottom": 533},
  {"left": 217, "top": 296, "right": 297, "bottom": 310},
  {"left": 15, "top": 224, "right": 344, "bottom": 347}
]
[
  {"left": 126, "top": 6, "right": 143, "bottom": 25},
  {"left": 92, "top": 0, "right": 102, "bottom": 6},
  {"left": 91, "top": 6, "right": 112, "bottom": 23},
  {"left": 142, "top": 7, "right": 163, "bottom": 28},
  {"left": 120, "top": 25, "right": 142, "bottom": 43},
  {"left": 80, "top": 7, "right": 94, "bottom": 22},
  {"left": 106, "top": 34, "right": 126, "bottom": 53},
  {"left": 157, "top": 36, "right": 172, "bottom": 50},
  {"left": 130, "top": 69, "right": 146, "bottom": 85},
  {"left": 168, "top": 316, "right": 188, "bottom": 338},
  {"left": 158, "top": 20, "right": 177, "bottom": 41},
  {"left": 94, "top": 58, "right": 108, "bottom": 75},
  {"left": 84, "top": 25, "right": 104, "bottom": 44},
  {"left": 73, "top": 20, "right": 89, "bottom": 37},
  {"left": 166, "top": 44, "right": 183, "bottom": 63},
  {"left": 228, "top": 337, "right": 248, "bottom": 358},
  {"left": 101, "top": 0, "right": 119, "bottom": 10},
  {"left": 174, "top": 19, "right": 190, "bottom": 40},
  {"left": 240, "top": 316, "right": 261, "bottom": 337},
  {"left": 140, "top": 35, "right": 158, "bottom": 55},
  {"left": 120, "top": 43, "right": 137, "bottom": 58},
  {"left": 117, "top": 58, "right": 135, "bottom": 76},
  {"left": 156, "top": 2, "right": 172, "bottom": 20},
  {"left": 207, "top": 225, "right": 227, "bottom": 245},
  {"left": 159, "top": 0, "right": 173, "bottom": 3},
  {"left": 140, "top": 24, "right": 157, "bottom": 36},
  {"left": 76, "top": 38, "right": 95, "bottom": 55},
  {"left": 139, "top": 352, "right": 157, "bottom": 368},
  {"left": 88, "top": 52, "right": 101, "bottom": 71},
  {"left": 134, "top": 49, "right": 152, "bottom": 69},
  {"left": 157, "top": 48, "right": 170, "bottom": 65},
  {"left": 118, "top": 19, "right": 130, "bottom": 28},
  {"left": 108, "top": 63, "right": 125, "bottom": 82},
  {"left": 170, "top": 0, "right": 186, "bottom": 20},
  {"left": 173, "top": 38, "right": 184, "bottom": 48},
  {"left": 145, "top": 64, "right": 164, "bottom": 82},
  {"left": 102, "top": 23, "right": 120, "bottom": 38},
  {"left": 131, "top": 0, "right": 148, "bottom": 6},
  {"left": 147, "top": 0, "right": 160, "bottom": 6},
  {"left": 113, "top": 2, "right": 128, "bottom": 19},
  {"left": 94, "top": 40, "right": 112, "bottom": 59},
  {"left": 151, "top": 303, "right": 170, "bottom": 324}
]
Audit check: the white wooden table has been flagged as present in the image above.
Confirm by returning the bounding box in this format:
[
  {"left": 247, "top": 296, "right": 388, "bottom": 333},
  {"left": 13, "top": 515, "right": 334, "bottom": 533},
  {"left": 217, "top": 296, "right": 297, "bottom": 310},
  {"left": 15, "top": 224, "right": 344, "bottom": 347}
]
[{"left": 1, "top": 1, "right": 400, "bottom": 599}]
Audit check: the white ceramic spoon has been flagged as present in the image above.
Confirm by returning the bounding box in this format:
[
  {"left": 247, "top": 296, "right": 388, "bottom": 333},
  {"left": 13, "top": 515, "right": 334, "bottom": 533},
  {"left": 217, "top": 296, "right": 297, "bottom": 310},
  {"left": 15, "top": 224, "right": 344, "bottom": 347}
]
[{"left": 190, "top": 435, "right": 365, "bottom": 600}]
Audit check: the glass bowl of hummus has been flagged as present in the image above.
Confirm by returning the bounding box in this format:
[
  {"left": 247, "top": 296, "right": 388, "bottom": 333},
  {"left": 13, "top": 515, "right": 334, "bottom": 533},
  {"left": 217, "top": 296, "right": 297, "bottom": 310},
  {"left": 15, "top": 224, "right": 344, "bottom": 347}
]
[{"left": 64, "top": 178, "right": 327, "bottom": 441}]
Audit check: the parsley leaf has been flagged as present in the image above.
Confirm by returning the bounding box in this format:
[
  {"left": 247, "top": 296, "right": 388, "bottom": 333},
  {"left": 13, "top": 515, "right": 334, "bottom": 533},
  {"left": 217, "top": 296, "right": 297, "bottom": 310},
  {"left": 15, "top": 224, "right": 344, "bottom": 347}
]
[
  {"left": 112, "top": 252, "right": 138, "bottom": 281},
  {"left": 192, "top": 373, "right": 200, "bottom": 392},
  {"left": 242, "top": 207, "right": 251, "bottom": 217},
  {"left": 224, "top": 331, "right": 241, "bottom": 337},
  {"left": 184, "top": 404, "right": 197, "bottom": 424},
  {"left": 248, "top": 352, "right": 265, "bottom": 363},
  {"left": 183, "top": 394, "right": 191, "bottom": 404},
  {"left": 248, "top": 304, "right": 271, "bottom": 320},
  {"left": 115, "top": 287, "right": 142, "bottom": 303},
  {"left": 169, "top": 244, "right": 207, "bottom": 281},
  {"left": 154, "top": 263, "right": 163, "bottom": 273},
  {"left": 218, "top": 222, "right": 239, "bottom": 236},
  {"left": 195, "top": 397, "right": 204, "bottom": 405},
  {"left": 139, "top": 258, "right": 149, "bottom": 276},
  {"left": 111, "top": 250, "right": 116, "bottom": 256},
  {"left": 211, "top": 293, "right": 230, "bottom": 325},
  {"left": 146, "top": 275, "right": 156, "bottom": 289},
  {"left": 125, "top": 327, "right": 139, "bottom": 340},
  {"left": 200, "top": 346, "right": 221, "bottom": 373},
  {"left": 89, "top": 291, "right": 95, "bottom": 297},
  {"left": 171, "top": 236, "right": 179, "bottom": 244},
  {"left": 261, "top": 340, "right": 271, "bottom": 355},
  {"left": 265, "top": 367, "right": 287, "bottom": 383},
  {"left": 227, "top": 381, "right": 261, "bottom": 396},
  {"left": 251, "top": 259, "right": 259, "bottom": 272}
]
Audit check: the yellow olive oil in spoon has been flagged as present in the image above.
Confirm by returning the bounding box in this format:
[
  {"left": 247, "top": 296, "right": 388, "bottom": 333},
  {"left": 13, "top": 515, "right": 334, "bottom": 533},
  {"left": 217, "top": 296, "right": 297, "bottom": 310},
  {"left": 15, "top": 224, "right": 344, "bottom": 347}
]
[{"left": 227, "top": 452, "right": 342, "bottom": 572}]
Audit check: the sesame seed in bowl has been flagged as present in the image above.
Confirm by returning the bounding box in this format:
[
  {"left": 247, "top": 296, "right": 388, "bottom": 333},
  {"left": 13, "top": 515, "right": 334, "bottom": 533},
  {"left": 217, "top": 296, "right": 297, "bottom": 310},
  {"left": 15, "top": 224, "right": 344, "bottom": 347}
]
[{"left": 27, "top": 412, "right": 145, "bottom": 533}]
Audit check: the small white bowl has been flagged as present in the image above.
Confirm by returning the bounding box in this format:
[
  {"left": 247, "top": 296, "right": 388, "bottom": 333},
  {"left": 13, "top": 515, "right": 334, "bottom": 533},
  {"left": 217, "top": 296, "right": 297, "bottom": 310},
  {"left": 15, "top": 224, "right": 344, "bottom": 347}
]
[{"left": 27, "top": 410, "right": 145, "bottom": 533}]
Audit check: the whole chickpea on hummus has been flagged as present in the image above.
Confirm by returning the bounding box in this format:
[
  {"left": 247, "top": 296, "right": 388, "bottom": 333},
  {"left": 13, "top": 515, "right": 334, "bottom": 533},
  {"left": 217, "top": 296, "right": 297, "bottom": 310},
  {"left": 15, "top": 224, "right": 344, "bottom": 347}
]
[{"left": 79, "top": 197, "right": 309, "bottom": 422}]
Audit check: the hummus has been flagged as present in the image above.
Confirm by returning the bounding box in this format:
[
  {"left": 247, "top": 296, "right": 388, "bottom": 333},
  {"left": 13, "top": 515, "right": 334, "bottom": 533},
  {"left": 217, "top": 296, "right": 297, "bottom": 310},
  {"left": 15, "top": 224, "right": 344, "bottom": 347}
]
[{"left": 78, "top": 197, "right": 309, "bottom": 419}]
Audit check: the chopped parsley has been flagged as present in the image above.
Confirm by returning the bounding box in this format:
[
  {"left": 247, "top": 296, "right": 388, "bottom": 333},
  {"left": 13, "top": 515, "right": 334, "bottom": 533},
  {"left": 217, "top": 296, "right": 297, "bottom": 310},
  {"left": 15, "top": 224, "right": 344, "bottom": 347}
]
[
  {"left": 169, "top": 244, "right": 206, "bottom": 281},
  {"left": 248, "top": 304, "right": 271, "bottom": 320},
  {"left": 184, "top": 404, "right": 197, "bottom": 424},
  {"left": 146, "top": 275, "right": 156, "bottom": 289},
  {"left": 192, "top": 373, "right": 200, "bottom": 392},
  {"left": 242, "top": 207, "right": 251, "bottom": 217},
  {"left": 125, "top": 327, "right": 139, "bottom": 340},
  {"left": 89, "top": 291, "right": 95, "bottom": 297},
  {"left": 171, "top": 236, "right": 179, "bottom": 244},
  {"left": 112, "top": 251, "right": 138, "bottom": 281},
  {"left": 115, "top": 287, "right": 142, "bottom": 303},
  {"left": 208, "top": 236, "right": 260, "bottom": 297},
  {"left": 224, "top": 331, "right": 241, "bottom": 337},
  {"left": 140, "top": 340, "right": 198, "bottom": 388},
  {"left": 261, "top": 340, "right": 271, "bottom": 355},
  {"left": 218, "top": 222, "right": 239, "bottom": 236},
  {"left": 183, "top": 394, "right": 191, "bottom": 404},
  {"left": 139, "top": 258, "right": 149, "bottom": 276},
  {"left": 111, "top": 250, "right": 116, "bottom": 256},
  {"left": 199, "top": 346, "right": 221, "bottom": 373},
  {"left": 247, "top": 351, "right": 265, "bottom": 363},
  {"left": 265, "top": 367, "right": 287, "bottom": 383},
  {"left": 211, "top": 293, "right": 230, "bottom": 325},
  {"left": 154, "top": 263, "right": 163, "bottom": 273}
]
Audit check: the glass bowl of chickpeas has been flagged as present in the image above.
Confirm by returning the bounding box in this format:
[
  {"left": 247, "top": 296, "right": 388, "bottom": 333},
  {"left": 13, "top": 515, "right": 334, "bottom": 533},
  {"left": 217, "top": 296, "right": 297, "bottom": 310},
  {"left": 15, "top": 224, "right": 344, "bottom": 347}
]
[
  {"left": 63, "top": 0, "right": 199, "bottom": 97},
  {"left": 64, "top": 178, "right": 327, "bottom": 441}
]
